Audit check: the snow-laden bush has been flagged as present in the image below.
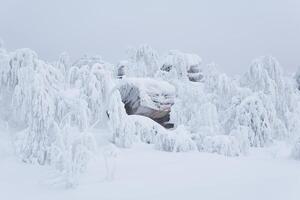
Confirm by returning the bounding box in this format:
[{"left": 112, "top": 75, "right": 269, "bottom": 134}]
[
  {"left": 234, "top": 94, "right": 272, "bottom": 147},
  {"left": 102, "top": 144, "right": 120, "bottom": 181},
  {"left": 197, "top": 135, "right": 241, "bottom": 156},
  {"left": 291, "top": 138, "right": 300, "bottom": 160},
  {"left": 170, "top": 81, "right": 213, "bottom": 130},
  {"left": 192, "top": 102, "right": 222, "bottom": 136},
  {"left": 220, "top": 87, "right": 253, "bottom": 134},
  {"left": 170, "top": 79, "right": 222, "bottom": 136},
  {"left": 49, "top": 87, "right": 97, "bottom": 188},
  {"left": 229, "top": 126, "right": 250, "bottom": 155},
  {"left": 196, "top": 126, "right": 249, "bottom": 156},
  {"left": 155, "top": 125, "right": 196, "bottom": 152},
  {"left": 50, "top": 124, "right": 96, "bottom": 188},
  {"left": 129, "top": 115, "right": 166, "bottom": 144}
]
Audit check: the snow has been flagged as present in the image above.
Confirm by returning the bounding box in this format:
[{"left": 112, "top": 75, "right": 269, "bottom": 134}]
[{"left": 0, "top": 142, "right": 299, "bottom": 200}]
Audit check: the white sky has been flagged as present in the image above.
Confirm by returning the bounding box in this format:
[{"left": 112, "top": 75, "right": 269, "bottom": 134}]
[{"left": 0, "top": 0, "right": 300, "bottom": 74}]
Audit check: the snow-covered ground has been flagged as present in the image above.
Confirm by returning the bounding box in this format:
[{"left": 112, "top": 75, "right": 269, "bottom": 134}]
[{"left": 1, "top": 140, "right": 299, "bottom": 200}]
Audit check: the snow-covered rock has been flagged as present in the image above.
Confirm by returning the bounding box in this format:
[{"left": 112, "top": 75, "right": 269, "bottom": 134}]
[
  {"left": 118, "top": 78, "right": 175, "bottom": 127},
  {"left": 159, "top": 50, "right": 203, "bottom": 82}
]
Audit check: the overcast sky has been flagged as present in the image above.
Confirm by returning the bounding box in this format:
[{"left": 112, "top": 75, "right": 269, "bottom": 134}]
[{"left": 0, "top": 0, "right": 300, "bottom": 74}]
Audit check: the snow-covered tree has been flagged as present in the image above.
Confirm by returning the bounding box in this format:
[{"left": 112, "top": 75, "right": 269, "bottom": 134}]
[
  {"left": 67, "top": 59, "right": 115, "bottom": 126},
  {"left": 126, "top": 44, "right": 160, "bottom": 77},
  {"left": 102, "top": 144, "right": 120, "bottom": 181},
  {"left": 10, "top": 50, "right": 63, "bottom": 164}
]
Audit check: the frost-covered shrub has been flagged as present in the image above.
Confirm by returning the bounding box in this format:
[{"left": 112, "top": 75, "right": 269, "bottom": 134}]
[
  {"left": 234, "top": 95, "right": 272, "bottom": 147},
  {"left": 229, "top": 126, "right": 250, "bottom": 155},
  {"left": 129, "top": 115, "right": 166, "bottom": 144},
  {"left": 102, "top": 143, "right": 120, "bottom": 181},
  {"left": 170, "top": 81, "right": 209, "bottom": 129},
  {"left": 192, "top": 102, "right": 222, "bottom": 136},
  {"left": 50, "top": 124, "right": 96, "bottom": 188},
  {"left": 155, "top": 125, "right": 196, "bottom": 152},
  {"left": 197, "top": 134, "right": 247, "bottom": 157},
  {"left": 291, "top": 138, "right": 300, "bottom": 160},
  {"left": 170, "top": 71, "right": 223, "bottom": 138},
  {"left": 220, "top": 87, "right": 253, "bottom": 134}
]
